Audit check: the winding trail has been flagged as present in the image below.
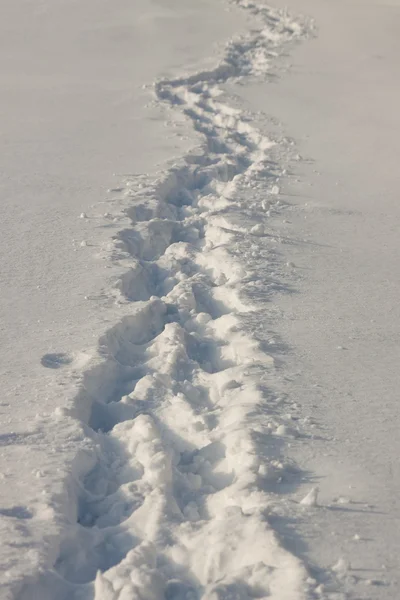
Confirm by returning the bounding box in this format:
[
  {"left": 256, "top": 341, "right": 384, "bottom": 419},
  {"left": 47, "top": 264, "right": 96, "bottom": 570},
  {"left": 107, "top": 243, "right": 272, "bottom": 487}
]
[{"left": 20, "top": 3, "right": 324, "bottom": 600}]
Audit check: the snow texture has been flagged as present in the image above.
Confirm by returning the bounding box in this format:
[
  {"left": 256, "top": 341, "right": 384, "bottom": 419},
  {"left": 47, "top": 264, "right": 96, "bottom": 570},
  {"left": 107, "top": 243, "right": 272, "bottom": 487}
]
[
  {"left": 234, "top": 0, "right": 400, "bottom": 596},
  {"left": 6, "top": 0, "right": 376, "bottom": 600},
  {"left": 0, "top": 2, "right": 326, "bottom": 600}
]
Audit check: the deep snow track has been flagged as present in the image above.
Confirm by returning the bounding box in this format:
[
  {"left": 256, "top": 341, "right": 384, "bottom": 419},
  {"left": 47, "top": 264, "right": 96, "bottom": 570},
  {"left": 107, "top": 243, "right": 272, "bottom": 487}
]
[{"left": 20, "top": 3, "right": 321, "bottom": 600}]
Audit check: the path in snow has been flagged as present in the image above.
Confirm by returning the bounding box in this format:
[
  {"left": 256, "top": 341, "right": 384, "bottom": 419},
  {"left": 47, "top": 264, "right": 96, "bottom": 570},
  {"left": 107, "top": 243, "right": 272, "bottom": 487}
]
[{"left": 13, "top": 2, "right": 332, "bottom": 600}]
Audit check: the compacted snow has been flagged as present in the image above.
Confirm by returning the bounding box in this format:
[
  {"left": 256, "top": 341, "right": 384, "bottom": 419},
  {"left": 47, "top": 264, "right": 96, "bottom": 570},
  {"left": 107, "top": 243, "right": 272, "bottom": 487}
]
[{"left": 2, "top": 0, "right": 400, "bottom": 599}]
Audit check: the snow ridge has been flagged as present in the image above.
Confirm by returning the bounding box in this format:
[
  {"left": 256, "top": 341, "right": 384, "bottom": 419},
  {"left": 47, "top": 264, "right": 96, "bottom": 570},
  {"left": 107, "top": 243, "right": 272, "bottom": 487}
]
[{"left": 20, "top": 3, "right": 314, "bottom": 600}]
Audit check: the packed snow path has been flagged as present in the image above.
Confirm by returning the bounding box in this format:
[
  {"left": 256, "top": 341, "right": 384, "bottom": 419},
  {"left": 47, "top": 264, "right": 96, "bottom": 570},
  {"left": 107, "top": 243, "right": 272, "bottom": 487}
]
[{"left": 12, "top": 3, "right": 325, "bottom": 600}]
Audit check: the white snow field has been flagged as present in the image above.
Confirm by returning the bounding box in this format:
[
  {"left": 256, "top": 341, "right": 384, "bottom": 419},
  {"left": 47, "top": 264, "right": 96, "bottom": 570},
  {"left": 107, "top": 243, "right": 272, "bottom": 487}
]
[
  {"left": 1, "top": 0, "right": 400, "bottom": 599},
  {"left": 0, "top": 1, "right": 315, "bottom": 598},
  {"left": 227, "top": 0, "right": 400, "bottom": 597}
]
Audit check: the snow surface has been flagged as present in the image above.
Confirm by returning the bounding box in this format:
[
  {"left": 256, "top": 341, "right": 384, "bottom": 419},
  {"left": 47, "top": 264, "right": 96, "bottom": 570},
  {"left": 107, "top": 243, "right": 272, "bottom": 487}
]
[
  {"left": 2, "top": 0, "right": 400, "bottom": 598},
  {"left": 1, "top": 1, "right": 316, "bottom": 598},
  {"left": 227, "top": 0, "right": 400, "bottom": 597}
]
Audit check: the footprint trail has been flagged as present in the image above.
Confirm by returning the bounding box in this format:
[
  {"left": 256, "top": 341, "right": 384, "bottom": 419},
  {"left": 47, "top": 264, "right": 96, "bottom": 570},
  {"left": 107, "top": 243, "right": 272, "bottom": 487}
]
[{"left": 22, "top": 3, "right": 318, "bottom": 600}]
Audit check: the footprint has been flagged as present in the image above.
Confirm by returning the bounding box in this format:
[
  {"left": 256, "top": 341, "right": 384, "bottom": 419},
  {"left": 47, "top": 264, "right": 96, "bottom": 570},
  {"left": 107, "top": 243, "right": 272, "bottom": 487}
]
[{"left": 41, "top": 353, "right": 73, "bottom": 369}]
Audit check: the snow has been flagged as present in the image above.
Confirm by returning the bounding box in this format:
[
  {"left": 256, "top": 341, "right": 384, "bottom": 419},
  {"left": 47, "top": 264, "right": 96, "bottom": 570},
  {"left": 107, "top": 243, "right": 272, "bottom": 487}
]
[
  {"left": 1, "top": 0, "right": 313, "bottom": 597},
  {"left": 299, "top": 487, "right": 319, "bottom": 508},
  {"left": 0, "top": 0, "right": 249, "bottom": 597},
  {"left": 2, "top": 0, "right": 400, "bottom": 598},
  {"left": 228, "top": 0, "right": 400, "bottom": 596}
]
